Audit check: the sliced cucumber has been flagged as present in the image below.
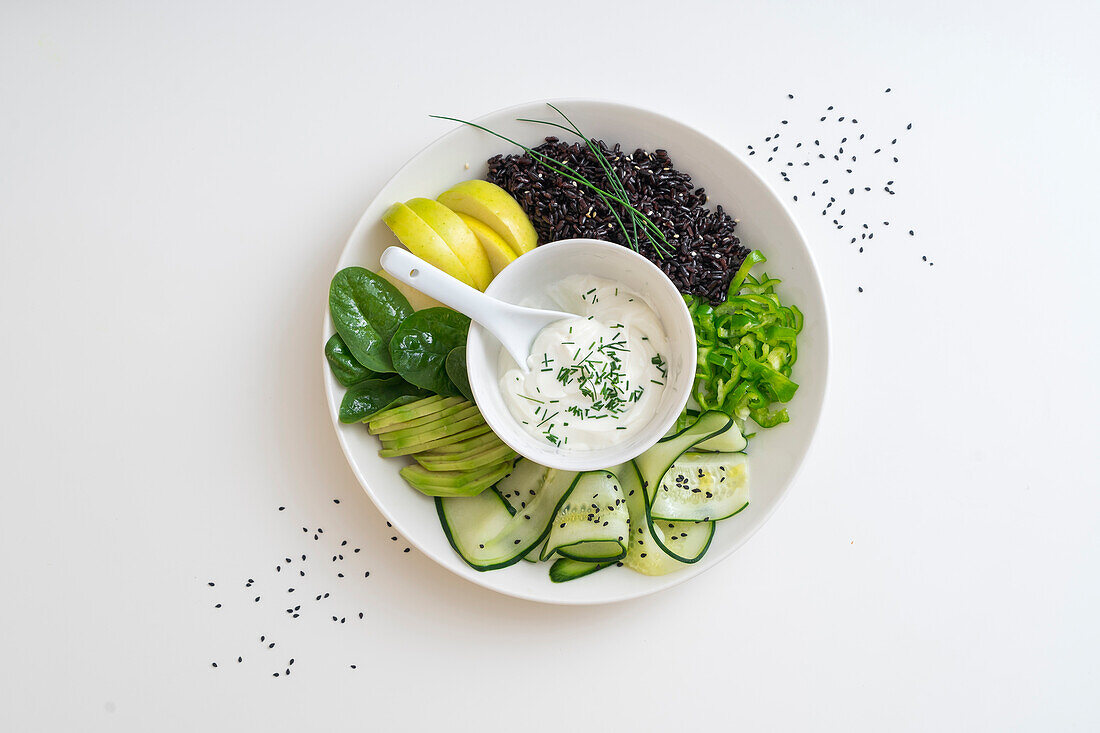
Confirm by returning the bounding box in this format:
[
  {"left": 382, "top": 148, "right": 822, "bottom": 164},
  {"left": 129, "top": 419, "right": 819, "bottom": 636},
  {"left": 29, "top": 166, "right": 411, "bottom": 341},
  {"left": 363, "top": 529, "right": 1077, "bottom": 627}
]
[
  {"left": 489, "top": 478, "right": 541, "bottom": 563},
  {"left": 636, "top": 410, "right": 733, "bottom": 504},
  {"left": 617, "top": 461, "right": 689, "bottom": 576},
  {"left": 497, "top": 459, "right": 552, "bottom": 563},
  {"left": 436, "top": 488, "right": 515, "bottom": 564},
  {"left": 649, "top": 452, "right": 749, "bottom": 522},
  {"left": 649, "top": 518, "right": 715, "bottom": 563},
  {"left": 692, "top": 422, "right": 747, "bottom": 452},
  {"left": 523, "top": 538, "right": 546, "bottom": 563},
  {"left": 549, "top": 558, "right": 613, "bottom": 583},
  {"left": 437, "top": 465, "right": 578, "bottom": 571},
  {"left": 557, "top": 541, "right": 626, "bottom": 562},
  {"left": 496, "top": 458, "right": 550, "bottom": 513},
  {"left": 541, "top": 470, "right": 628, "bottom": 561}
]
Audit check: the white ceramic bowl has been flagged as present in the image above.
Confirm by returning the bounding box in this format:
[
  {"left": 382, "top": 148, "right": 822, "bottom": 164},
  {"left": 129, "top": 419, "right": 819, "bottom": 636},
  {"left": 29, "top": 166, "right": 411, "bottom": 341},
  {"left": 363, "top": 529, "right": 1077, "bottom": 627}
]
[
  {"left": 323, "top": 99, "right": 829, "bottom": 604},
  {"left": 466, "top": 238, "right": 696, "bottom": 472}
]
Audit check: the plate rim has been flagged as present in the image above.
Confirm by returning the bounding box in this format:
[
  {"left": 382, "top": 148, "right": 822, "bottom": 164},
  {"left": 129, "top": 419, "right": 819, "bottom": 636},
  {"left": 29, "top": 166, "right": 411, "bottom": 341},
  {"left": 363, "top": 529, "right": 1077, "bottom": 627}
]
[{"left": 321, "top": 97, "right": 832, "bottom": 605}]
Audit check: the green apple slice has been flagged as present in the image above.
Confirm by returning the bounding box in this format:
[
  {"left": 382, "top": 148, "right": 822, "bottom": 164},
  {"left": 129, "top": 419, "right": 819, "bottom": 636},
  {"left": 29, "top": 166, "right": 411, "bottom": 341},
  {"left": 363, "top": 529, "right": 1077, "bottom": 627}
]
[
  {"left": 382, "top": 202, "right": 476, "bottom": 288},
  {"left": 405, "top": 198, "right": 492, "bottom": 291},
  {"left": 456, "top": 213, "right": 518, "bottom": 276},
  {"left": 437, "top": 180, "right": 538, "bottom": 255}
]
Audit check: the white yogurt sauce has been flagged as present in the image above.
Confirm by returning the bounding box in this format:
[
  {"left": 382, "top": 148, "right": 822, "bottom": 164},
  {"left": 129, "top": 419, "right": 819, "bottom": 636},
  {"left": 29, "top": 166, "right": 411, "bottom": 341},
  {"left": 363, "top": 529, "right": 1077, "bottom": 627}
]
[{"left": 500, "top": 275, "right": 670, "bottom": 450}]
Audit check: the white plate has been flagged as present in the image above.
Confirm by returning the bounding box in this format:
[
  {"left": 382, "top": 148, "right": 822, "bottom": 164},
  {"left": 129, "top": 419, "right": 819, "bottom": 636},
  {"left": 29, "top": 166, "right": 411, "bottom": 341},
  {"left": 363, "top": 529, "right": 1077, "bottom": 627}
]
[{"left": 323, "top": 99, "right": 830, "bottom": 605}]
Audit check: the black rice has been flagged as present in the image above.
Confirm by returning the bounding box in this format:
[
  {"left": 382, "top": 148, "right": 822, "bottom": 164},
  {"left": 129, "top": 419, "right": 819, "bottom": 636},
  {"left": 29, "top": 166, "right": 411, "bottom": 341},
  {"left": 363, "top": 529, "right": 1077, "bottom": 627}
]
[{"left": 486, "top": 137, "right": 749, "bottom": 303}]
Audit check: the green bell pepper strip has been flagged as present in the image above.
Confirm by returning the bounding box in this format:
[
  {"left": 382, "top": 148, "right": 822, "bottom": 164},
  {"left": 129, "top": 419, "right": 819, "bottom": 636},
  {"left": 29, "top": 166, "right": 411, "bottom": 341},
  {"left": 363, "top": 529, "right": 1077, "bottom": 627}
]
[{"left": 679, "top": 249, "right": 803, "bottom": 435}]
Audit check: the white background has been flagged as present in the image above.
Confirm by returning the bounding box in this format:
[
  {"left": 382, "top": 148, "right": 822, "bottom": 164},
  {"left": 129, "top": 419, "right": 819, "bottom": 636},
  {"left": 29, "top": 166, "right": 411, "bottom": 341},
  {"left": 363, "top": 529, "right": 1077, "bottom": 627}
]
[{"left": 2, "top": 1, "right": 1098, "bottom": 730}]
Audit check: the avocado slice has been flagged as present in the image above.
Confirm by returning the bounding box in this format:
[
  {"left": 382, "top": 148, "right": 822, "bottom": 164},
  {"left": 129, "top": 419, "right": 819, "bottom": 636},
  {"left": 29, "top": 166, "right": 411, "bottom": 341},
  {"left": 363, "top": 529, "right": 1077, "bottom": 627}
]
[
  {"left": 400, "top": 460, "right": 513, "bottom": 497},
  {"left": 421, "top": 431, "right": 503, "bottom": 455},
  {"left": 378, "top": 423, "right": 493, "bottom": 457},
  {"left": 413, "top": 442, "right": 517, "bottom": 472},
  {"left": 378, "top": 412, "right": 486, "bottom": 449},
  {"left": 375, "top": 405, "right": 483, "bottom": 442},
  {"left": 368, "top": 395, "right": 466, "bottom": 431},
  {"left": 369, "top": 402, "right": 480, "bottom": 436},
  {"left": 418, "top": 434, "right": 508, "bottom": 463}
]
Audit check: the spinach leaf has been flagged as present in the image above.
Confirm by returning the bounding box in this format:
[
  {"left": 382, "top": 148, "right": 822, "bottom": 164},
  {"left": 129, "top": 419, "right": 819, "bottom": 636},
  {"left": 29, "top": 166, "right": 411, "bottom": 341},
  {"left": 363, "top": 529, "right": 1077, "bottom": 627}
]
[
  {"left": 329, "top": 267, "right": 413, "bottom": 373},
  {"left": 325, "top": 333, "right": 377, "bottom": 387},
  {"left": 339, "top": 376, "right": 431, "bottom": 423},
  {"left": 389, "top": 308, "right": 470, "bottom": 396},
  {"left": 445, "top": 346, "right": 474, "bottom": 403}
]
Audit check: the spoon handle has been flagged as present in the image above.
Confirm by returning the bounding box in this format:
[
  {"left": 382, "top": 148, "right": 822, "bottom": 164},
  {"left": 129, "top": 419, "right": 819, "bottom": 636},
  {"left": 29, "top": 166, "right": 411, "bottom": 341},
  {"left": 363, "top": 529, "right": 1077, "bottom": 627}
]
[{"left": 379, "top": 247, "right": 530, "bottom": 365}]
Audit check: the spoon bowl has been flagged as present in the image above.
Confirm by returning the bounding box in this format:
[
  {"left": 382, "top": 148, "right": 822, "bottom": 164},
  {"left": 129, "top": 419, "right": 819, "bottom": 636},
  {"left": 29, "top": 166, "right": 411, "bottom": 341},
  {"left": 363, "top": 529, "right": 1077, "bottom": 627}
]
[{"left": 465, "top": 239, "right": 696, "bottom": 472}]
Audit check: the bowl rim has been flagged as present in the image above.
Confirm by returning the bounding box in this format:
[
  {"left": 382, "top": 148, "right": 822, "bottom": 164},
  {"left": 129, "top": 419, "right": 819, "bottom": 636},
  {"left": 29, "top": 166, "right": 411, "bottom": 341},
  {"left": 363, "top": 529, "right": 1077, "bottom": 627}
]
[
  {"left": 321, "top": 97, "right": 831, "bottom": 605},
  {"left": 465, "top": 237, "right": 697, "bottom": 472}
]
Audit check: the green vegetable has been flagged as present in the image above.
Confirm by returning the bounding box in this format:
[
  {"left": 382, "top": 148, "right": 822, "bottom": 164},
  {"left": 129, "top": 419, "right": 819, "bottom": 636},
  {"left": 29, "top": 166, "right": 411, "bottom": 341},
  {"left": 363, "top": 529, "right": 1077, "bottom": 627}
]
[
  {"left": 549, "top": 558, "right": 613, "bottom": 583},
  {"left": 339, "top": 376, "right": 431, "bottom": 424},
  {"left": 431, "top": 107, "right": 671, "bottom": 257},
  {"left": 325, "top": 334, "right": 377, "bottom": 387},
  {"left": 389, "top": 307, "right": 471, "bottom": 396},
  {"left": 445, "top": 347, "right": 474, "bottom": 403},
  {"left": 684, "top": 251, "right": 802, "bottom": 430},
  {"left": 329, "top": 267, "right": 413, "bottom": 373},
  {"left": 513, "top": 104, "right": 671, "bottom": 257}
]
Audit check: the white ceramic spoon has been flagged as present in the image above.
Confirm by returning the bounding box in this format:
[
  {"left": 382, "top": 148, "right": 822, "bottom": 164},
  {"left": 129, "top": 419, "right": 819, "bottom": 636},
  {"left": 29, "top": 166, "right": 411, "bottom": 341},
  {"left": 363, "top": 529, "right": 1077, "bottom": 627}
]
[{"left": 379, "top": 247, "right": 576, "bottom": 371}]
